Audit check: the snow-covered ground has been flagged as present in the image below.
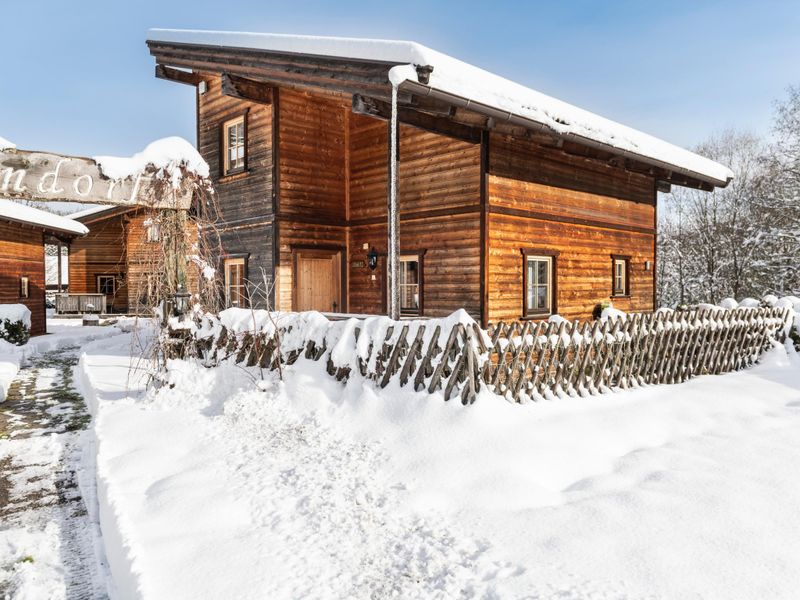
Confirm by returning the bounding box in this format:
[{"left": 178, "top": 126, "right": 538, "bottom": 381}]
[
  {"left": 75, "top": 321, "right": 800, "bottom": 599},
  {"left": 0, "top": 319, "right": 136, "bottom": 599}
]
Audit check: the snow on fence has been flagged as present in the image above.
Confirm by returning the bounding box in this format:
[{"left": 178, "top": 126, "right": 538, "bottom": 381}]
[{"left": 168, "top": 306, "right": 791, "bottom": 404}]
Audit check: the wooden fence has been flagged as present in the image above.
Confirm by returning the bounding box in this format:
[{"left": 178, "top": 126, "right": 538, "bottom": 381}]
[
  {"left": 54, "top": 293, "right": 107, "bottom": 314},
  {"left": 173, "top": 307, "right": 791, "bottom": 405}
]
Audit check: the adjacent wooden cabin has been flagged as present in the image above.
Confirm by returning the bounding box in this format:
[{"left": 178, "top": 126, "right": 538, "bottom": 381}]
[
  {"left": 68, "top": 206, "right": 200, "bottom": 314},
  {"left": 147, "top": 30, "right": 732, "bottom": 324},
  {"left": 0, "top": 200, "right": 87, "bottom": 335}
]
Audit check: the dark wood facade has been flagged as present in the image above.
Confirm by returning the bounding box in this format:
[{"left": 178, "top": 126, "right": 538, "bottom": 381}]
[
  {"left": 148, "top": 38, "right": 719, "bottom": 324},
  {"left": 0, "top": 220, "right": 47, "bottom": 335}
]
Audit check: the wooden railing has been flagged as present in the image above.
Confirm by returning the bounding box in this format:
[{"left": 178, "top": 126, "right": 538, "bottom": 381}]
[
  {"left": 54, "top": 293, "right": 107, "bottom": 315},
  {"left": 169, "top": 307, "right": 791, "bottom": 405}
]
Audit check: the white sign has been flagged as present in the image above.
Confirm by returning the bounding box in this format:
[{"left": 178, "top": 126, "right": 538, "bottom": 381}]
[{"left": 0, "top": 149, "right": 195, "bottom": 209}]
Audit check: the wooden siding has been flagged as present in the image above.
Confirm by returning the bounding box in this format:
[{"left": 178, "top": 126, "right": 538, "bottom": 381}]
[
  {"left": 278, "top": 88, "right": 347, "bottom": 221},
  {"left": 198, "top": 73, "right": 275, "bottom": 300},
  {"left": 487, "top": 133, "right": 656, "bottom": 322},
  {"left": 68, "top": 213, "right": 128, "bottom": 312},
  {"left": 346, "top": 114, "right": 483, "bottom": 319},
  {"left": 0, "top": 221, "right": 45, "bottom": 335}
]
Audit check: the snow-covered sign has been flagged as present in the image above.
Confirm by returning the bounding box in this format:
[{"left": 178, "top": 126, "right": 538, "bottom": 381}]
[{"left": 0, "top": 137, "right": 209, "bottom": 209}]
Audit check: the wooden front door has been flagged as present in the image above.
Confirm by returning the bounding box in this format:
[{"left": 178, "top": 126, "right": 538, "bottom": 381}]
[{"left": 294, "top": 249, "right": 342, "bottom": 313}]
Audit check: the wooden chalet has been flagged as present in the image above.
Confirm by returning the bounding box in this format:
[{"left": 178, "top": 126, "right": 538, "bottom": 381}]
[
  {"left": 146, "top": 30, "right": 732, "bottom": 325},
  {"left": 0, "top": 200, "right": 87, "bottom": 335},
  {"left": 68, "top": 206, "right": 199, "bottom": 314}
]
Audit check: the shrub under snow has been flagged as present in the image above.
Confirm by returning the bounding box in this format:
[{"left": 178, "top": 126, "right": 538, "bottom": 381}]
[{"left": 0, "top": 304, "right": 31, "bottom": 345}]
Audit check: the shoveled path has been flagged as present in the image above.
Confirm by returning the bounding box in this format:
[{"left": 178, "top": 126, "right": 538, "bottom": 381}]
[{"left": 0, "top": 347, "right": 107, "bottom": 599}]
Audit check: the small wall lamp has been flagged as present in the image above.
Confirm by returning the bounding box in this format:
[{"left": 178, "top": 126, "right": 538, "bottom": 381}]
[{"left": 367, "top": 247, "right": 379, "bottom": 270}]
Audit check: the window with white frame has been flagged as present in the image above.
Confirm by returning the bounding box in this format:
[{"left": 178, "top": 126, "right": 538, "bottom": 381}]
[
  {"left": 146, "top": 222, "right": 161, "bottom": 243},
  {"left": 19, "top": 276, "right": 29, "bottom": 299},
  {"left": 222, "top": 115, "right": 246, "bottom": 175},
  {"left": 225, "top": 257, "right": 247, "bottom": 308},
  {"left": 399, "top": 255, "right": 421, "bottom": 315},
  {"left": 612, "top": 256, "right": 629, "bottom": 296},
  {"left": 523, "top": 253, "right": 554, "bottom": 316}
]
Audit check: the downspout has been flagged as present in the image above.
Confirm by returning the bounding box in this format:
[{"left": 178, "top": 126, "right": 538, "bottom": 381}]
[{"left": 386, "top": 65, "right": 418, "bottom": 320}]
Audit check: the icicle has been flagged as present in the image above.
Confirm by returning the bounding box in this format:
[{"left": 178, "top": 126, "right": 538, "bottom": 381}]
[{"left": 387, "top": 82, "right": 400, "bottom": 320}]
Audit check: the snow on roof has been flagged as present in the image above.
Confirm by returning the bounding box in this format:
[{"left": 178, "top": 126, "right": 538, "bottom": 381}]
[
  {"left": 0, "top": 135, "right": 16, "bottom": 151},
  {"left": 68, "top": 204, "right": 120, "bottom": 221},
  {"left": 148, "top": 29, "right": 733, "bottom": 187},
  {"left": 0, "top": 200, "right": 88, "bottom": 236},
  {"left": 94, "top": 136, "right": 209, "bottom": 185}
]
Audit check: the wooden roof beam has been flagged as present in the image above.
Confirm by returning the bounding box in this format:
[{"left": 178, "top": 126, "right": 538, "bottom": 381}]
[
  {"left": 353, "top": 94, "right": 482, "bottom": 144},
  {"left": 221, "top": 72, "right": 274, "bottom": 105},
  {"left": 155, "top": 64, "right": 204, "bottom": 86}
]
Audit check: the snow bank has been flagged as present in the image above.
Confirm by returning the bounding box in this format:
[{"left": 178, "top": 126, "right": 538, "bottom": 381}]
[
  {"left": 94, "top": 137, "right": 209, "bottom": 189},
  {"left": 83, "top": 321, "right": 800, "bottom": 598},
  {"left": 148, "top": 29, "right": 733, "bottom": 186},
  {"left": 0, "top": 304, "right": 31, "bottom": 329},
  {"left": 0, "top": 339, "right": 24, "bottom": 401},
  {"left": 0, "top": 200, "right": 88, "bottom": 236},
  {"left": 0, "top": 135, "right": 15, "bottom": 150}
]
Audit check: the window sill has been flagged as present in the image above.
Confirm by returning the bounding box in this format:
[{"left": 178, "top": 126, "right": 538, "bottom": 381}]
[
  {"left": 521, "top": 313, "right": 552, "bottom": 321},
  {"left": 611, "top": 294, "right": 631, "bottom": 299},
  {"left": 219, "top": 169, "right": 250, "bottom": 183}
]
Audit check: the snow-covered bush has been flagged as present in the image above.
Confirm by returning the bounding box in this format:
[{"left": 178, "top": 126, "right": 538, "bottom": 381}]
[{"left": 0, "top": 304, "right": 31, "bottom": 345}]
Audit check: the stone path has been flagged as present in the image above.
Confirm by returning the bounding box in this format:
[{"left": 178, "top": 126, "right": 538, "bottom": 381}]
[{"left": 0, "top": 347, "right": 107, "bottom": 599}]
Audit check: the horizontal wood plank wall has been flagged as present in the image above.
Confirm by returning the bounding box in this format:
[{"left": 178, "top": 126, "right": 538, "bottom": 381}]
[
  {"left": 123, "top": 213, "right": 200, "bottom": 314},
  {"left": 0, "top": 222, "right": 45, "bottom": 335},
  {"left": 278, "top": 89, "right": 347, "bottom": 221},
  {"left": 487, "top": 133, "right": 656, "bottom": 322},
  {"left": 275, "top": 88, "right": 348, "bottom": 310},
  {"left": 348, "top": 116, "right": 482, "bottom": 319},
  {"left": 198, "top": 73, "right": 275, "bottom": 307},
  {"left": 68, "top": 214, "right": 128, "bottom": 313}
]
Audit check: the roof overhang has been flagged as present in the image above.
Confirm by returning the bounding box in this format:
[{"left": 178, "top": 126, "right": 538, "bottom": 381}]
[{"left": 146, "top": 30, "right": 733, "bottom": 191}]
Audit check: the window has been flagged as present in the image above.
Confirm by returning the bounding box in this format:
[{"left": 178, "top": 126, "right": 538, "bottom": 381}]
[
  {"left": 146, "top": 222, "right": 161, "bottom": 243},
  {"left": 222, "top": 115, "right": 246, "bottom": 175},
  {"left": 611, "top": 256, "right": 630, "bottom": 296},
  {"left": 225, "top": 258, "right": 247, "bottom": 308},
  {"left": 19, "top": 276, "right": 29, "bottom": 299},
  {"left": 399, "top": 254, "right": 422, "bottom": 315},
  {"left": 97, "top": 275, "right": 115, "bottom": 295},
  {"left": 522, "top": 250, "right": 557, "bottom": 317}
]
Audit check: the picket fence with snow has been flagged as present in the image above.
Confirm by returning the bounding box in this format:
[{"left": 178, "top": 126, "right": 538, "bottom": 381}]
[{"left": 169, "top": 302, "right": 793, "bottom": 404}]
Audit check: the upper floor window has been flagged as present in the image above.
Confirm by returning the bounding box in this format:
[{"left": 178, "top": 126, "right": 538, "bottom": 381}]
[
  {"left": 225, "top": 257, "right": 247, "bottom": 308},
  {"left": 612, "top": 255, "right": 630, "bottom": 297},
  {"left": 222, "top": 115, "right": 246, "bottom": 175},
  {"left": 522, "top": 249, "right": 557, "bottom": 317},
  {"left": 399, "top": 254, "right": 422, "bottom": 315}
]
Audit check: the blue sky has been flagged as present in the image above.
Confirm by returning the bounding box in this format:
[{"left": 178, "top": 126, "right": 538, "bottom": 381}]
[{"left": 2, "top": 0, "right": 798, "bottom": 158}]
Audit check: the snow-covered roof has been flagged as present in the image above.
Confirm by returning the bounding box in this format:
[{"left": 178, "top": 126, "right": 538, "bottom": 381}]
[
  {"left": 0, "top": 200, "right": 88, "bottom": 236},
  {"left": 68, "top": 204, "right": 121, "bottom": 221},
  {"left": 148, "top": 29, "right": 734, "bottom": 187},
  {"left": 0, "top": 135, "right": 15, "bottom": 151}
]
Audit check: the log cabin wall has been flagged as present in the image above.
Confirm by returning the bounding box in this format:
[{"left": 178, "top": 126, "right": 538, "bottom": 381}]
[
  {"left": 68, "top": 213, "right": 128, "bottom": 313},
  {"left": 486, "top": 133, "right": 657, "bottom": 322},
  {"left": 0, "top": 221, "right": 46, "bottom": 335},
  {"left": 197, "top": 73, "right": 275, "bottom": 307},
  {"left": 275, "top": 88, "right": 348, "bottom": 311},
  {"left": 123, "top": 212, "right": 201, "bottom": 314},
  {"left": 347, "top": 116, "right": 483, "bottom": 319}
]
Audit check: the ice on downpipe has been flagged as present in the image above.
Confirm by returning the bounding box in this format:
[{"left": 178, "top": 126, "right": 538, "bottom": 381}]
[{"left": 385, "top": 65, "right": 424, "bottom": 320}]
